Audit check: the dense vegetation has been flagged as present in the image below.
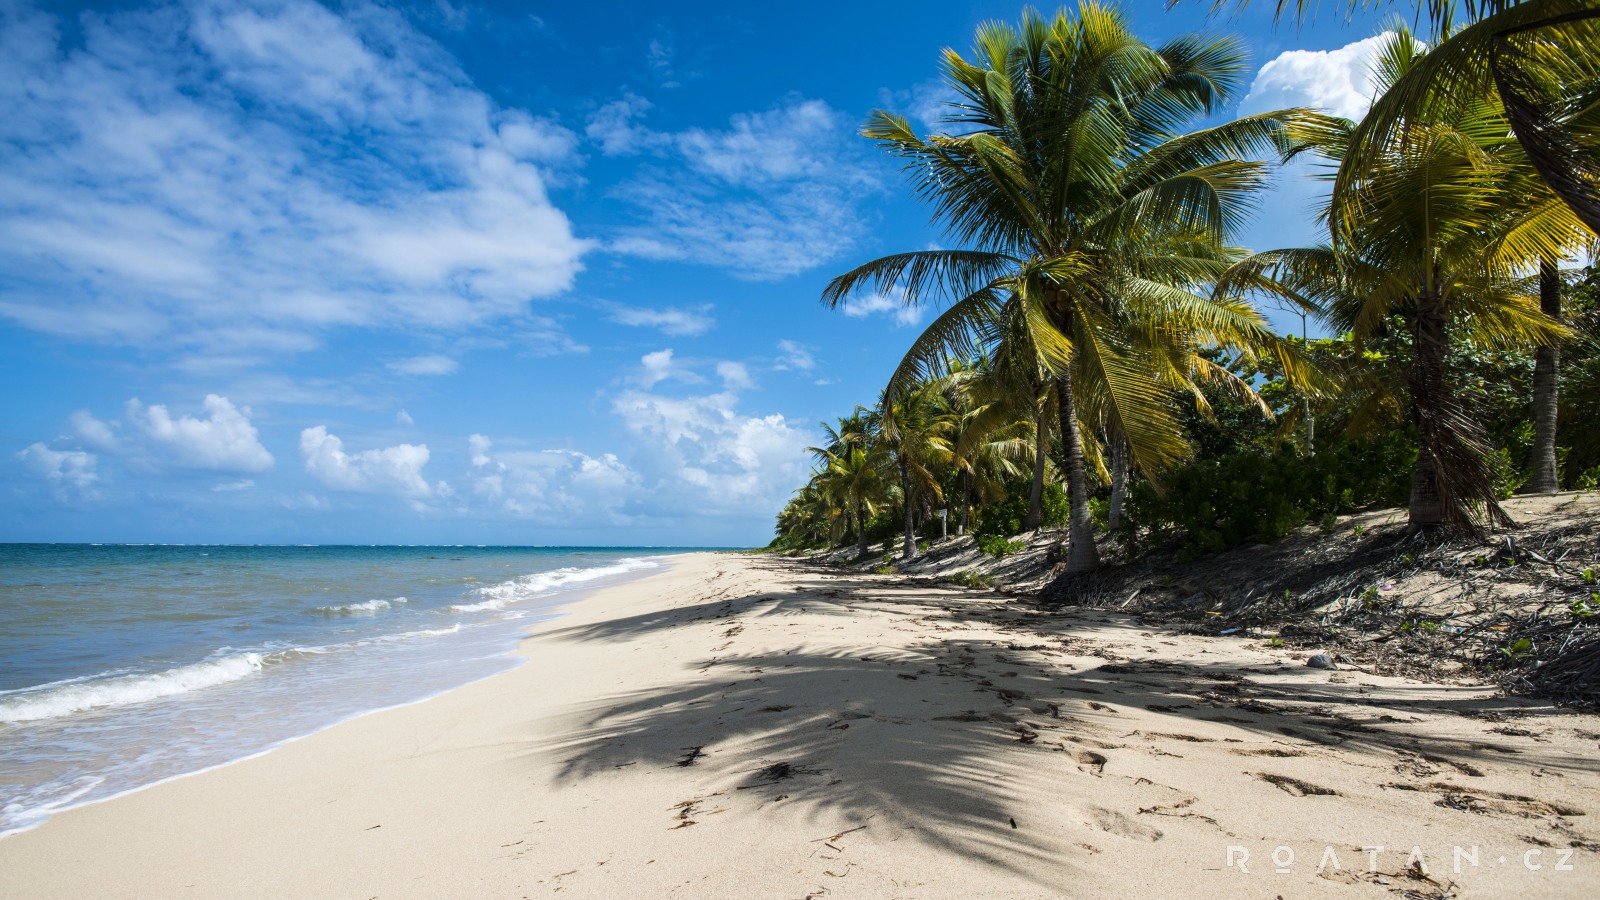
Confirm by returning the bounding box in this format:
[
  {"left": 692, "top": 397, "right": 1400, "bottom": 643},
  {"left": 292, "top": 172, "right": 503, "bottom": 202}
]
[{"left": 773, "top": 3, "right": 1598, "bottom": 568}]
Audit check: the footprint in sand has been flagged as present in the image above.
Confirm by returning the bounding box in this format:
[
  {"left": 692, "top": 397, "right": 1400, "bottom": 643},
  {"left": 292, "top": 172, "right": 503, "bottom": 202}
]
[
  {"left": 1073, "top": 750, "right": 1107, "bottom": 775},
  {"left": 1086, "top": 806, "right": 1163, "bottom": 842}
]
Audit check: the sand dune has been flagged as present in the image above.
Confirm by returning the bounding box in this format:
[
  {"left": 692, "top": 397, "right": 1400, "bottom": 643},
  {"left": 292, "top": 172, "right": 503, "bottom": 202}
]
[{"left": 2, "top": 552, "right": 1596, "bottom": 898}]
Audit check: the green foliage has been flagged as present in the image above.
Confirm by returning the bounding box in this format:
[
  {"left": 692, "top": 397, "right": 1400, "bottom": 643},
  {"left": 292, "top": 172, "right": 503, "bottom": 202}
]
[
  {"left": 1500, "top": 637, "right": 1534, "bottom": 661},
  {"left": 943, "top": 570, "right": 995, "bottom": 589},
  {"left": 973, "top": 480, "right": 1068, "bottom": 539},
  {"left": 1119, "top": 434, "right": 1414, "bottom": 560},
  {"left": 1088, "top": 497, "right": 1110, "bottom": 530},
  {"left": 977, "top": 535, "right": 1026, "bottom": 558},
  {"left": 873, "top": 564, "right": 896, "bottom": 575}
]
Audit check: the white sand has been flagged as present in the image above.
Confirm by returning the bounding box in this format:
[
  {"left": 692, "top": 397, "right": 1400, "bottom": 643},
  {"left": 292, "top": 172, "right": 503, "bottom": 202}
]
[{"left": 2, "top": 552, "right": 1596, "bottom": 898}]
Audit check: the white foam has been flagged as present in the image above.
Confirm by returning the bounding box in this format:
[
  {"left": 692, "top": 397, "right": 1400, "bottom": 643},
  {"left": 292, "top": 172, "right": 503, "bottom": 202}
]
[
  {"left": 449, "top": 559, "right": 657, "bottom": 612},
  {"left": 313, "top": 596, "right": 405, "bottom": 616},
  {"left": 0, "top": 653, "right": 266, "bottom": 723}
]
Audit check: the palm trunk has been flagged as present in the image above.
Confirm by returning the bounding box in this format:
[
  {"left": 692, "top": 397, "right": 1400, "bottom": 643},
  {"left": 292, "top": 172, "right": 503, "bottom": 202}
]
[
  {"left": 1408, "top": 283, "right": 1450, "bottom": 528},
  {"left": 1108, "top": 432, "right": 1128, "bottom": 532},
  {"left": 899, "top": 457, "right": 917, "bottom": 560},
  {"left": 1521, "top": 260, "right": 1562, "bottom": 494},
  {"left": 1056, "top": 369, "right": 1099, "bottom": 572},
  {"left": 856, "top": 502, "right": 869, "bottom": 559},
  {"left": 1022, "top": 411, "right": 1047, "bottom": 531},
  {"left": 958, "top": 472, "right": 972, "bottom": 535}
]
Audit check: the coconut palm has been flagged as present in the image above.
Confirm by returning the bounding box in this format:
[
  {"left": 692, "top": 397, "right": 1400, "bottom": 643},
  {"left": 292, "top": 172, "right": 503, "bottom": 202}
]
[
  {"left": 939, "top": 354, "right": 1040, "bottom": 533},
  {"left": 877, "top": 381, "right": 955, "bottom": 560},
  {"left": 824, "top": 3, "right": 1315, "bottom": 572},
  {"left": 1220, "top": 30, "right": 1584, "bottom": 529}
]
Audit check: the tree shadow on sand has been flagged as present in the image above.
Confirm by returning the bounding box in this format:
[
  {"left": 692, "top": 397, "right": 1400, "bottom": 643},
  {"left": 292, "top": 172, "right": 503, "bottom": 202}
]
[{"left": 528, "top": 562, "right": 1598, "bottom": 883}]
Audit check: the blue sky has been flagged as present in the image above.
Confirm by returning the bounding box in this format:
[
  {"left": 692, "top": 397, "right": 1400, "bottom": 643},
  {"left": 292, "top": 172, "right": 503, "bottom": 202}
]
[{"left": 1, "top": 0, "right": 1396, "bottom": 546}]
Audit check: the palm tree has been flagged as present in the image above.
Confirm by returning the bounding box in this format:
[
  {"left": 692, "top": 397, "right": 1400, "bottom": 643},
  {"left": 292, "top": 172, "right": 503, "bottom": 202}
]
[
  {"left": 824, "top": 3, "right": 1314, "bottom": 572},
  {"left": 805, "top": 410, "right": 890, "bottom": 556},
  {"left": 877, "top": 382, "right": 954, "bottom": 560},
  {"left": 1221, "top": 31, "right": 1583, "bottom": 529},
  {"left": 822, "top": 445, "right": 889, "bottom": 559},
  {"left": 939, "top": 354, "right": 1039, "bottom": 533}
]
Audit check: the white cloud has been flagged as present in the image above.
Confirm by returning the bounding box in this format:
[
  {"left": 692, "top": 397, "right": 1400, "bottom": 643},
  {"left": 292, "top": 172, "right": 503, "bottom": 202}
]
[
  {"left": 125, "top": 394, "right": 275, "bottom": 472},
  {"left": 596, "top": 97, "right": 880, "bottom": 278},
  {"left": 212, "top": 478, "right": 255, "bottom": 492},
  {"left": 300, "top": 425, "right": 433, "bottom": 497},
  {"left": 607, "top": 303, "right": 715, "bottom": 336},
  {"left": 388, "top": 354, "right": 459, "bottom": 376},
  {"left": 774, "top": 339, "right": 815, "bottom": 372},
  {"left": 68, "top": 410, "right": 120, "bottom": 452},
  {"left": 396, "top": 408, "right": 415, "bottom": 427},
  {"left": 585, "top": 93, "right": 667, "bottom": 156},
  {"left": 1241, "top": 33, "right": 1395, "bottom": 120},
  {"left": 716, "top": 361, "right": 753, "bottom": 391},
  {"left": 0, "top": 0, "right": 592, "bottom": 357},
  {"left": 841, "top": 289, "right": 925, "bottom": 326},
  {"left": 465, "top": 434, "right": 636, "bottom": 520},
  {"left": 611, "top": 389, "right": 809, "bottom": 513},
  {"left": 635, "top": 348, "right": 704, "bottom": 388},
  {"left": 878, "top": 78, "right": 962, "bottom": 136},
  {"left": 16, "top": 443, "right": 99, "bottom": 496}
]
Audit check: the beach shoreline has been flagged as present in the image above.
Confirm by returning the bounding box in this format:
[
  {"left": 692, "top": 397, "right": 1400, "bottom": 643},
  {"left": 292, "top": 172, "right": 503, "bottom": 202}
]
[{"left": 2, "top": 550, "right": 1597, "bottom": 898}]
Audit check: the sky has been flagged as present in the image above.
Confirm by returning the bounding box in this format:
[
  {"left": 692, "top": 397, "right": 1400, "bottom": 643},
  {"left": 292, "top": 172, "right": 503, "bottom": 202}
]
[{"left": 0, "top": 0, "right": 1399, "bottom": 546}]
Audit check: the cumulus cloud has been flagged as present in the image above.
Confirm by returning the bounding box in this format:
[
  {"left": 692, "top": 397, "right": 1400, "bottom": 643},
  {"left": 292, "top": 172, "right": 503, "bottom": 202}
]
[
  {"left": 300, "top": 425, "right": 433, "bottom": 497},
  {"left": 1240, "top": 33, "right": 1395, "bottom": 120},
  {"left": 595, "top": 97, "right": 880, "bottom": 278},
  {"left": 841, "top": 289, "right": 925, "bottom": 326},
  {"left": 610, "top": 389, "right": 809, "bottom": 513},
  {"left": 716, "top": 361, "right": 753, "bottom": 390},
  {"left": 0, "top": 0, "right": 591, "bottom": 357},
  {"left": 68, "top": 410, "right": 120, "bottom": 452},
  {"left": 774, "top": 339, "right": 815, "bottom": 372},
  {"left": 635, "top": 348, "right": 704, "bottom": 388},
  {"left": 465, "top": 433, "right": 637, "bottom": 519},
  {"left": 607, "top": 303, "right": 715, "bottom": 336},
  {"left": 125, "top": 394, "right": 275, "bottom": 472},
  {"left": 388, "top": 354, "right": 459, "bottom": 376},
  {"left": 16, "top": 443, "right": 99, "bottom": 497}
]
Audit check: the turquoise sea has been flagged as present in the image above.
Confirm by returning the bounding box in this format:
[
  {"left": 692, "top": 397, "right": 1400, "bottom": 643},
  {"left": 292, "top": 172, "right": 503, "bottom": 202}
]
[{"left": 0, "top": 544, "right": 697, "bottom": 836}]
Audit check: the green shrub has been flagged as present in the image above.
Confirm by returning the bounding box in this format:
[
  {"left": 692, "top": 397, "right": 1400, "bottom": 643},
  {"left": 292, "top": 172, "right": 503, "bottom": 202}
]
[
  {"left": 977, "top": 535, "right": 1026, "bottom": 558},
  {"left": 873, "top": 564, "right": 895, "bottom": 575},
  {"left": 974, "top": 480, "right": 1069, "bottom": 538},
  {"left": 1119, "top": 434, "right": 1414, "bottom": 560},
  {"left": 943, "top": 570, "right": 995, "bottom": 589}
]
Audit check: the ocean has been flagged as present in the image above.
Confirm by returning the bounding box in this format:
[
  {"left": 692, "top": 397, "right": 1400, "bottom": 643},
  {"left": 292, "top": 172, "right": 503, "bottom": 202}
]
[{"left": 0, "top": 544, "right": 694, "bottom": 837}]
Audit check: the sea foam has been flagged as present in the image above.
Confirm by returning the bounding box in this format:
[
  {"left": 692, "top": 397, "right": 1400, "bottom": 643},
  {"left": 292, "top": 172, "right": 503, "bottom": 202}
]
[
  {"left": 0, "top": 653, "right": 266, "bottom": 723},
  {"left": 449, "top": 559, "right": 656, "bottom": 612},
  {"left": 313, "top": 597, "right": 407, "bottom": 616}
]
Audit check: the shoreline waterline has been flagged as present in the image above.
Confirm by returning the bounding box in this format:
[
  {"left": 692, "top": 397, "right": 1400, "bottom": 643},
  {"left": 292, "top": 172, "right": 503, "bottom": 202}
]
[{"left": 0, "top": 546, "right": 705, "bottom": 839}]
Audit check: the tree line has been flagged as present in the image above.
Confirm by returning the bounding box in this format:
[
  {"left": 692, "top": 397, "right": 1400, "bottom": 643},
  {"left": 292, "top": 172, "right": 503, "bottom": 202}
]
[{"left": 773, "top": 2, "right": 1598, "bottom": 572}]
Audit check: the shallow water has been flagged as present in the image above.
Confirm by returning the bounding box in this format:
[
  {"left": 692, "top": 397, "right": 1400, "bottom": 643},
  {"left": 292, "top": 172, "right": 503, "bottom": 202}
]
[{"left": 0, "top": 544, "right": 696, "bottom": 836}]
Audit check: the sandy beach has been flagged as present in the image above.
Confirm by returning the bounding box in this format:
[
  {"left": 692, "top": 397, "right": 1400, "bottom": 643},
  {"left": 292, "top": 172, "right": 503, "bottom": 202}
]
[{"left": 2, "top": 551, "right": 1597, "bottom": 898}]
